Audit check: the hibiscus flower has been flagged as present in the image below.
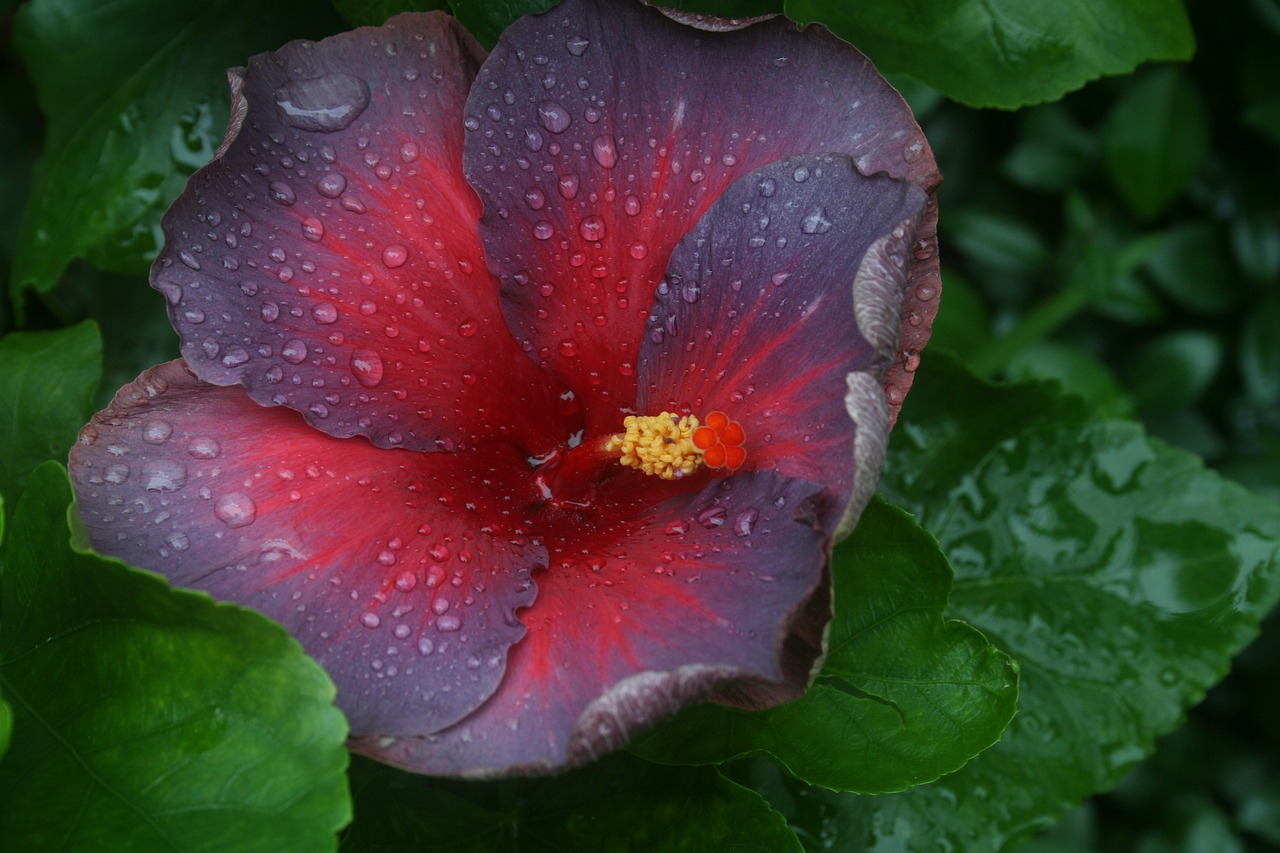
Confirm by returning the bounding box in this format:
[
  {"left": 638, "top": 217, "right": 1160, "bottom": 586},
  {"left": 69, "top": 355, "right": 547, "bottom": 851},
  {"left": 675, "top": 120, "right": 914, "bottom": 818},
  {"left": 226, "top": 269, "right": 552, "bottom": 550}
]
[{"left": 69, "top": 0, "right": 940, "bottom": 778}]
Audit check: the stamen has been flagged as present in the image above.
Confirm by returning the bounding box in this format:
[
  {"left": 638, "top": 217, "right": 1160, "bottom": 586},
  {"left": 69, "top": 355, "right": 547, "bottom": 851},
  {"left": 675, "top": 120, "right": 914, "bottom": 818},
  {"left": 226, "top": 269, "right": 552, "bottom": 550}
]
[
  {"left": 606, "top": 410, "right": 748, "bottom": 479},
  {"left": 605, "top": 412, "right": 703, "bottom": 480}
]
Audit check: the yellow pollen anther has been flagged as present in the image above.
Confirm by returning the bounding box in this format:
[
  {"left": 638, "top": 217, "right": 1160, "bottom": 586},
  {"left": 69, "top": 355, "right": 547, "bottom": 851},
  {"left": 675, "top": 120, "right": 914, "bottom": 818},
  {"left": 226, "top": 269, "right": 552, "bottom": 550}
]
[{"left": 605, "top": 412, "right": 703, "bottom": 480}]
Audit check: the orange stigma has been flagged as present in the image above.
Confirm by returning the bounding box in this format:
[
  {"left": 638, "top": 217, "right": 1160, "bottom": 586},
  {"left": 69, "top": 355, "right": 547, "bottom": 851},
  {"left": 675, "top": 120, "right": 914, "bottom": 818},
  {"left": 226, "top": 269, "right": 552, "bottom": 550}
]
[
  {"left": 605, "top": 410, "right": 747, "bottom": 479},
  {"left": 691, "top": 410, "right": 747, "bottom": 471}
]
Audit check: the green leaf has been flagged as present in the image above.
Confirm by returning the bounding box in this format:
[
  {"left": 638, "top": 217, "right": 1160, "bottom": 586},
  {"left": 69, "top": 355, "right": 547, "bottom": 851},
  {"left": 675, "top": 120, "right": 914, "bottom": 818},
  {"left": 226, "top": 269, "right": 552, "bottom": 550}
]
[
  {"left": 0, "top": 463, "right": 352, "bottom": 851},
  {"left": 629, "top": 497, "right": 1018, "bottom": 794},
  {"left": 1104, "top": 65, "right": 1210, "bottom": 219},
  {"left": 1002, "top": 103, "right": 1096, "bottom": 192},
  {"left": 0, "top": 692, "right": 11, "bottom": 764},
  {"left": 1004, "top": 341, "right": 1134, "bottom": 420},
  {"left": 784, "top": 0, "right": 1195, "bottom": 109},
  {"left": 332, "top": 0, "right": 448, "bottom": 27},
  {"left": 10, "top": 0, "right": 345, "bottom": 311},
  {"left": 1144, "top": 220, "right": 1241, "bottom": 316},
  {"left": 0, "top": 321, "right": 102, "bottom": 525},
  {"left": 1241, "top": 294, "right": 1280, "bottom": 407},
  {"left": 1125, "top": 330, "right": 1223, "bottom": 414},
  {"left": 448, "top": 0, "right": 555, "bottom": 48},
  {"left": 341, "top": 752, "right": 801, "bottom": 851},
  {"left": 833, "top": 355, "right": 1280, "bottom": 849}
]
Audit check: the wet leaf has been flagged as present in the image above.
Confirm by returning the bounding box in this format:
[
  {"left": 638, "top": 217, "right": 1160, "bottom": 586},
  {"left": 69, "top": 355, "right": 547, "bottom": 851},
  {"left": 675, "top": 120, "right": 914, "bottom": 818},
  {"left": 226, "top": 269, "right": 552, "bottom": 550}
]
[
  {"left": 0, "top": 463, "right": 352, "bottom": 851},
  {"left": 834, "top": 355, "right": 1280, "bottom": 850},
  {"left": 785, "top": 0, "right": 1194, "bottom": 108},
  {"left": 10, "top": 0, "right": 345, "bottom": 311},
  {"left": 1104, "top": 65, "right": 1210, "bottom": 219},
  {"left": 630, "top": 498, "right": 1017, "bottom": 793},
  {"left": 340, "top": 752, "right": 801, "bottom": 851},
  {"left": 0, "top": 321, "right": 101, "bottom": 526}
]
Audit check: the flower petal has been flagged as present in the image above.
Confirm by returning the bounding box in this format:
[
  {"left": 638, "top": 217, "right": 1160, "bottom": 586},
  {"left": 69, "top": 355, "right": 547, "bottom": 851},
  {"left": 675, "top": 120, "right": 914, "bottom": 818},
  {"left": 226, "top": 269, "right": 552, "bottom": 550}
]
[
  {"left": 638, "top": 153, "right": 926, "bottom": 532},
  {"left": 152, "top": 13, "right": 566, "bottom": 454},
  {"left": 351, "top": 469, "right": 827, "bottom": 777},
  {"left": 464, "top": 0, "right": 938, "bottom": 435},
  {"left": 69, "top": 361, "right": 543, "bottom": 737}
]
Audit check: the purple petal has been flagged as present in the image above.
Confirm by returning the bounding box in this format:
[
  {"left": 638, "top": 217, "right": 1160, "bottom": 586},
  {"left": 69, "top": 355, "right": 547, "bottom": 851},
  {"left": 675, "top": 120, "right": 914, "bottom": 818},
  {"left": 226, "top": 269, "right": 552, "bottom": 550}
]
[
  {"left": 152, "top": 13, "right": 567, "bottom": 455},
  {"left": 638, "top": 153, "right": 926, "bottom": 532},
  {"left": 463, "top": 0, "right": 938, "bottom": 436},
  {"left": 351, "top": 469, "right": 827, "bottom": 777},
  {"left": 69, "top": 361, "right": 543, "bottom": 736}
]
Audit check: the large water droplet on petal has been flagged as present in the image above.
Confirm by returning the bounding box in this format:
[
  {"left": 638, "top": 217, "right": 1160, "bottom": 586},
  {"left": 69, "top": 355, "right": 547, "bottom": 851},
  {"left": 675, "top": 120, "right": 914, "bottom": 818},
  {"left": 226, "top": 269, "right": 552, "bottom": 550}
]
[
  {"left": 141, "top": 459, "right": 187, "bottom": 492},
  {"left": 351, "top": 348, "right": 384, "bottom": 388},
  {"left": 591, "top": 134, "right": 618, "bottom": 168},
  {"left": 274, "top": 73, "right": 371, "bottom": 132},
  {"left": 537, "top": 101, "right": 571, "bottom": 133},
  {"left": 214, "top": 492, "right": 257, "bottom": 528},
  {"left": 801, "top": 207, "right": 833, "bottom": 234}
]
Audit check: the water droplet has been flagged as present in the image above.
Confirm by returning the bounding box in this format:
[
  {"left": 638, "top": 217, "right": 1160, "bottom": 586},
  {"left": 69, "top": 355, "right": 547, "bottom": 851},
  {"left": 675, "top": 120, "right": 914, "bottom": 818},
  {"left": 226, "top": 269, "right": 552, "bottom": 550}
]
[
  {"left": 537, "top": 101, "right": 571, "bottom": 133},
  {"left": 214, "top": 492, "right": 257, "bottom": 528},
  {"left": 734, "top": 508, "right": 759, "bottom": 537},
  {"left": 558, "top": 173, "right": 580, "bottom": 199},
  {"left": 360, "top": 612, "right": 381, "bottom": 629},
  {"left": 188, "top": 437, "right": 220, "bottom": 459},
  {"left": 578, "top": 216, "right": 605, "bottom": 241},
  {"left": 771, "top": 272, "right": 790, "bottom": 287},
  {"left": 346, "top": 347, "right": 383, "bottom": 388},
  {"left": 143, "top": 420, "right": 173, "bottom": 444},
  {"left": 665, "top": 520, "right": 689, "bottom": 535},
  {"left": 697, "top": 505, "right": 727, "bottom": 528},
  {"left": 395, "top": 571, "right": 417, "bottom": 592},
  {"left": 758, "top": 177, "right": 776, "bottom": 197},
  {"left": 302, "top": 217, "right": 325, "bottom": 242},
  {"left": 312, "top": 302, "right": 338, "bottom": 324},
  {"left": 559, "top": 339, "right": 579, "bottom": 357},
  {"left": 566, "top": 34, "right": 589, "bottom": 55},
  {"left": 903, "top": 140, "right": 924, "bottom": 162},
  {"left": 792, "top": 165, "right": 810, "bottom": 183},
  {"left": 382, "top": 244, "right": 408, "bottom": 268},
  {"left": 104, "top": 463, "right": 130, "bottom": 485},
  {"left": 269, "top": 181, "right": 296, "bottom": 205},
  {"left": 458, "top": 317, "right": 478, "bottom": 338},
  {"left": 629, "top": 240, "right": 648, "bottom": 259},
  {"left": 274, "top": 73, "right": 371, "bottom": 132},
  {"left": 281, "top": 339, "right": 308, "bottom": 364},
  {"left": 524, "top": 187, "right": 546, "bottom": 210},
  {"left": 524, "top": 128, "right": 545, "bottom": 152},
  {"left": 141, "top": 459, "right": 187, "bottom": 492},
  {"left": 591, "top": 134, "right": 618, "bottom": 168},
  {"left": 166, "top": 532, "right": 190, "bottom": 552},
  {"left": 624, "top": 195, "right": 641, "bottom": 216},
  {"left": 801, "top": 207, "right": 833, "bottom": 235},
  {"left": 418, "top": 637, "right": 435, "bottom": 655},
  {"left": 437, "top": 614, "right": 461, "bottom": 632},
  {"left": 316, "top": 172, "right": 347, "bottom": 198},
  {"left": 533, "top": 221, "right": 554, "bottom": 240}
]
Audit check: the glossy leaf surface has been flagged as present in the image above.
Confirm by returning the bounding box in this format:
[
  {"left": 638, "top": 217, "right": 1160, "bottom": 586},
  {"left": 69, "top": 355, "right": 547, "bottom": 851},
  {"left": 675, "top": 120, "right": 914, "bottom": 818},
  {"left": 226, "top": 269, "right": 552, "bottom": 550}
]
[
  {"left": 0, "top": 321, "right": 101, "bottom": 525},
  {"left": 799, "top": 356, "right": 1280, "bottom": 850},
  {"left": 0, "top": 463, "right": 352, "bottom": 852}
]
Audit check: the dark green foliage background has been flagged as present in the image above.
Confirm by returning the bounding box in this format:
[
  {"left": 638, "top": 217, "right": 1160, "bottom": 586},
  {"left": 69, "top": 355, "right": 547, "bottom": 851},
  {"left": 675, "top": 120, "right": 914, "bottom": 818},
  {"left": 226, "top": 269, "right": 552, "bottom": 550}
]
[{"left": 2, "top": 0, "right": 1279, "bottom": 849}]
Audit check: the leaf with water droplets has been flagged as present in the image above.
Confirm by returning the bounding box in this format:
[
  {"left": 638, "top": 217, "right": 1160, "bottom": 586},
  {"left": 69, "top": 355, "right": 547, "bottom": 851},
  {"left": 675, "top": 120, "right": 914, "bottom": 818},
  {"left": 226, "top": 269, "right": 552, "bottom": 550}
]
[
  {"left": 10, "top": 0, "right": 346, "bottom": 310},
  {"left": 631, "top": 497, "right": 1018, "bottom": 793},
  {"left": 0, "top": 321, "right": 101, "bottom": 527},
  {"left": 0, "top": 463, "right": 351, "bottom": 850},
  {"left": 821, "top": 355, "right": 1280, "bottom": 850}
]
